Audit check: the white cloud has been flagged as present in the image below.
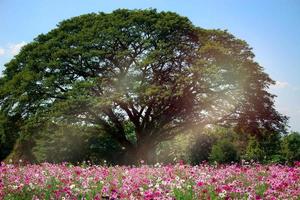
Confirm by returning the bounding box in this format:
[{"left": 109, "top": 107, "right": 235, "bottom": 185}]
[
  {"left": 271, "top": 81, "right": 289, "bottom": 89},
  {"left": 8, "top": 41, "right": 27, "bottom": 56},
  {"left": 0, "top": 48, "right": 5, "bottom": 56}
]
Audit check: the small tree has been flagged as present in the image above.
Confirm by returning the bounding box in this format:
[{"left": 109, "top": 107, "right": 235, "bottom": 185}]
[
  {"left": 209, "top": 139, "right": 238, "bottom": 164},
  {"left": 190, "top": 133, "right": 217, "bottom": 164},
  {"left": 281, "top": 132, "right": 300, "bottom": 163},
  {"left": 244, "top": 136, "right": 265, "bottom": 162}
]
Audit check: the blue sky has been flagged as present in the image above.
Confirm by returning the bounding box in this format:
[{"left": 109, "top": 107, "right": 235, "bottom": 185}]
[{"left": 0, "top": 0, "right": 299, "bottom": 132}]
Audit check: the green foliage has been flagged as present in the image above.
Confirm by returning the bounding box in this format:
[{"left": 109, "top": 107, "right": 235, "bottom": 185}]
[
  {"left": 156, "top": 132, "right": 193, "bottom": 164},
  {"left": 33, "top": 124, "right": 89, "bottom": 163},
  {"left": 255, "top": 183, "right": 269, "bottom": 197},
  {"left": 190, "top": 133, "right": 217, "bottom": 164},
  {"left": 243, "top": 136, "right": 265, "bottom": 162},
  {"left": 267, "top": 154, "right": 286, "bottom": 164},
  {"left": 189, "top": 127, "right": 248, "bottom": 165},
  {"left": 0, "top": 113, "right": 20, "bottom": 160},
  {"left": 173, "top": 185, "right": 195, "bottom": 200},
  {"left": 260, "top": 131, "right": 282, "bottom": 161},
  {"left": 209, "top": 139, "right": 238, "bottom": 164},
  {"left": 32, "top": 123, "right": 124, "bottom": 164},
  {"left": 239, "top": 131, "right": 298, "bottom": 164},
  {"left": 0, "top": 9, "right": 287, "bottom": 163},
  {"left": 123, "top": 121, "right": 137, "bottom": 145},
  {"left": 87, "top": 134, "right": 125, "bottom": 165},
  {"left": 281, "top": 132, "right": 300, "bottom": 163}
]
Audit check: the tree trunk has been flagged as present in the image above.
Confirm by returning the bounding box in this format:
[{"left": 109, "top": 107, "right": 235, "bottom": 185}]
[{"left": 123, "top": 142, "right": 155, "bottom": 165}]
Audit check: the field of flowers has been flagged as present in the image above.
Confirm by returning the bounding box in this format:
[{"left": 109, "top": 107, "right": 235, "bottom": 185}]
[{"left": 0, "top": 162, "right": 299, "bottom": 200}]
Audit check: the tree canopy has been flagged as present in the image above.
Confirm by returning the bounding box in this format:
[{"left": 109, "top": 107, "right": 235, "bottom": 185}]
[{"left": 0, "top": 9, "right": 287, "bottom": 163}]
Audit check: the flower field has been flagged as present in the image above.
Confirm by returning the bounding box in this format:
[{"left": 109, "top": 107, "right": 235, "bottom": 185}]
[{"left": 0, "top": 163, "right": 299, "bottom": 200}]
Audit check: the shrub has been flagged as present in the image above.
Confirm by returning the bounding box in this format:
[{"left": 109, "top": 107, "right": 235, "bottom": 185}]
[
  {"left": 156, "top": 133, "right": 192, "bottom": 164},
  {"left": 260, "top": 131, "right": 282, "bottom": 161},
  {"left": 190, "top": 134, "right": 217, "bottom": 164},
  {"left": 243, "top": 136, "right": 265, "bottom": 162},
  {"left": 268, "top": 154, "right": 286, "bottom": 164},
  {"left": 209, "top": 139, "right": 238, "bottom": 164},
  {"left": 281, "top": 132, "right": 300, "bottom": 163},
  {"left": 33, "top": 124, "right": 90, "bottom": 163},
  {"left": 33, "top": 123, "right": 124, "bottom": 164}
]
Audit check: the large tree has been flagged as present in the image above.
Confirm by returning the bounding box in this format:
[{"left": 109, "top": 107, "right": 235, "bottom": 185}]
[{"left": 0, "top": 9, "right": 287, "bottom": 163}]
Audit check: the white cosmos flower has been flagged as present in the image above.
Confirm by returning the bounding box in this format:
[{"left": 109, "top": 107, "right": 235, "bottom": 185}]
[
  {"left": 29, "top": 183, "right": 34, "bottom": 189},
  {"left": 70, "top": 184, "right": 76, "bottom": 189},
  {"left": 219, "top": 191, "right": 226, "bottom": 198}
]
